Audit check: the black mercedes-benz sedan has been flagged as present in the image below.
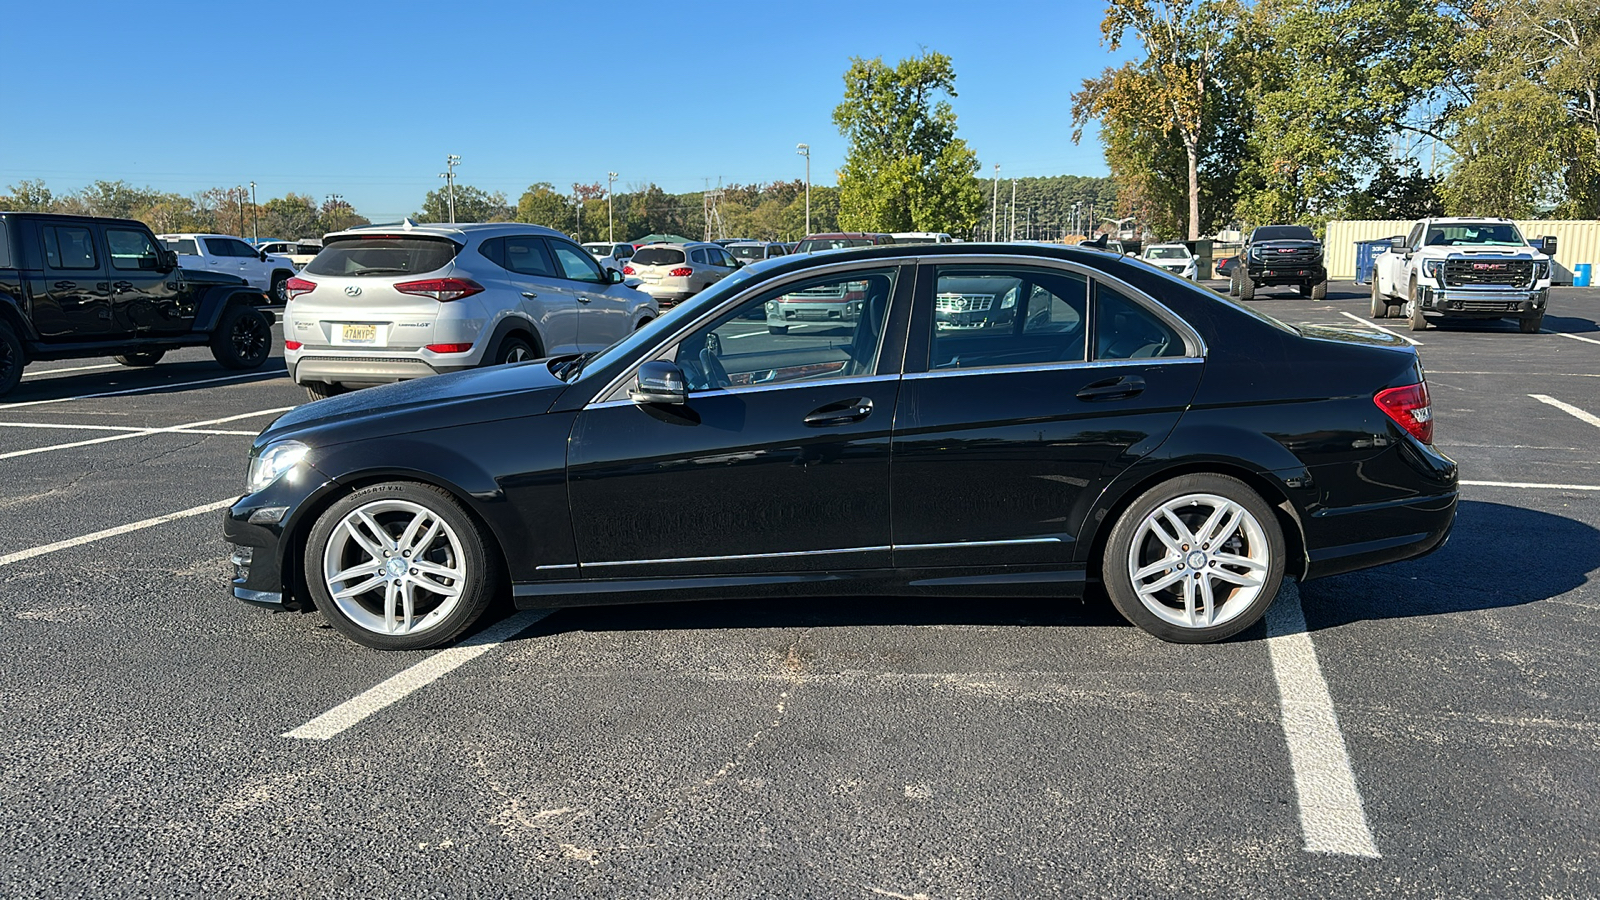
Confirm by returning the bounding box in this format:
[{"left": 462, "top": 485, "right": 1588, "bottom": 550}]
[{"left": 224, "top": 242, "right": 1457, "bottom": 650}]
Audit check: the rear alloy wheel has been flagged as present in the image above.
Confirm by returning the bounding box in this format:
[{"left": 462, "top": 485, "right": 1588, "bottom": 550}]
[
  {"left": 1370, "top": 279, "right": 1389, "bottom": 318},
  {"left": 0, "top": 320, "right": 23, "bottom": 399},
  {"left": 305, "top": 482, "right": 501, "bottom": 650},
  {"left": 1310, "top": 280, "right": 1328, "bottom": 300},
  {"left": 210, "top": 304, "right": 273, "bottom": 370},
  {"left": 1520, "top": 312, "right": 1544, "bottom": 334},
  {"left": 494, "top": 336, "right": 535, "bottom": 366},
  {"left": 1239, "top": 274, "right": 1256, "bottom": 301},
  {"left": 114, "top": 350, "right": 165, "bottom": 367},
  {"left": 304, "top": 381, "right": 349, "bottom": 401},
  {"left": 1103, "top": 473, "right": 1286, "bottom": 643},
  {"left": 1407, "top": 279, "right": 1428, "bottom": 332}
]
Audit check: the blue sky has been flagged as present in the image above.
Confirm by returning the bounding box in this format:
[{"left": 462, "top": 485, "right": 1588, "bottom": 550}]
[{"left": 0, "top": 0, "right": 1130, "bottom": 221}]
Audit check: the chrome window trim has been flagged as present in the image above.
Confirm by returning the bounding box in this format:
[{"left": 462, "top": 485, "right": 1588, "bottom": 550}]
[
  {"left": 586, "top": 373, "right": 902, "bottom": 410},
  {"left": 583, "top": 545, "right": 892, "bottom": 568},
  {"left": 893, "top": 537, "right": 1062, "bottom": 550},
  {"left": 905, "top": 356, "right": 1203, "bottom": 381},
  {"left": 586, "top": 261, "right": 914, "bottom": 408}
]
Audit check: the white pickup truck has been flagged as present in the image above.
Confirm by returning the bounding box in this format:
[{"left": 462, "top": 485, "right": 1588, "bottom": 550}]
[
  {"left": 1370, "top": 217, "right": 1557, "bottom": 333},
  {"left": 158, "top": 233, "right": 298, "bottom": 305}
]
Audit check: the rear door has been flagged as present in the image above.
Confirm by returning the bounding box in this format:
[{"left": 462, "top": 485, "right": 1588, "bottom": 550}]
[{"left": 34, "top": 223, "right": 115, "bottom": 339}]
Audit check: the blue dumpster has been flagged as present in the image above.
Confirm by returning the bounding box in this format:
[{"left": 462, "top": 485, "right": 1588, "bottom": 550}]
[
  {"left": 1354, "top": 239, "right": 1392, "bottom": 285},
  {"left": 1576, "top": 263, "right": 1593, "bottom": 287}
]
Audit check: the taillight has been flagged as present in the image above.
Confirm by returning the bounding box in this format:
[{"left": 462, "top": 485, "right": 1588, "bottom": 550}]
[
  {"left": 669, "top": 267, "right": 694, "bottom": 277},
  {"left": 284, "top": 277, "right": 317, "bottom": 300},
  {"left": 284, "top": 340, "right": 303, "bottom": 351},
  {"left": 425, "top": 343, "right": 474, "bottom": 353},
  {"left": 623, "top": 265, "right": 635, "bottom": 275},
  {"left": 394, "top": 278, "right": 484, "bottom": 302},
  {"left": 1374, "top": 382, "right": 1433, "bottom": 445}
]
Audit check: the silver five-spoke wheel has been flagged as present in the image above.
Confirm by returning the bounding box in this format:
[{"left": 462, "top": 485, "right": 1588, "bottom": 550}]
[
  {"left": 1104, "top": 473, "right": 1286, "bottom": 643},
  {"left": 324, "top": 499, "right": 467, "bottom": 636}
]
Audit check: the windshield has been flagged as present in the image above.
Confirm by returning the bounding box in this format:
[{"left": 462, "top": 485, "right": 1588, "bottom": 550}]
[
  {"left": 164, "top": 238, "right": 200, "bottom": 256},
  {"left": 304, "top": 236, "right": 459, "bottom": 277},
  {"left": 797, "top": 238, "right": 872, "bottom": 252},
  {"left": 1252, "top": 226, "right": 1315, "bottom": 242},
  {"left": 1144, "top": 246, "right": 1192, "bottom": 260},
  {"left": 729, "top": 245, "right": 765, "bottom": 260},
  {"left": 1424, "top": 223, "right": 1527, "bottom": 247},
  {"left": 561, "top": 266, "right": 762, "bottom": 382}
]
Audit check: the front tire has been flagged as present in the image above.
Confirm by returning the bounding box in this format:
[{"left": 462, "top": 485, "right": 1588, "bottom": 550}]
[
  {"left": 1370, "top": 279, "right": 1389, "bottom": 318},
  {"left": 1228, "top": 271, "right": 1240, "bottom": 296},
  {"left": 210, "top": 304, "right": 272, "bottom": 370},
  {"left": 1520, "top": 312, "right": 1544, "bottom": 334},
  {"left": 1239, "top": 275, "right": 1256, "bottom": 301},
  {"left": 1310, "top": 280, "right": 1328, "bottom": 300},
  {"left": 0, "top": 320, "right": 23, "bottom": 398},
  {"left": 114, "top": 350, "right": 165, "bottom": 367},
  {"left": 304, "top": 482, "right": 502, "bottom": 650},
  {"left": 1102, "top": 473, "right": 1286, "bottom": 643},
  {"left": 269, "top": 272, "right": 290, "bottom": 306},
  {"left": 1407, "top": 279, "right": 1428, "bottom": 332}
]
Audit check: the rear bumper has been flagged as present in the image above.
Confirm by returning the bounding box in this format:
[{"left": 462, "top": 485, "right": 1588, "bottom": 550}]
[{"left": 287, "top": 352, "right": 477, "bottom": 385}]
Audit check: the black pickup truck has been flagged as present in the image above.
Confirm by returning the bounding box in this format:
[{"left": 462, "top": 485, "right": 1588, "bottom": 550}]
[
  {"left": 1231, "top": 224, "right": 1328, "bottom": 300},
  {"left": 0, "top": 212, "right": 274, "bottom": 397}
]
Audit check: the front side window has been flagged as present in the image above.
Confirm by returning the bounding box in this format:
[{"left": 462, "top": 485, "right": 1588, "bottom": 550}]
[
  {"left": 672, "top": 267, "right": 898, "bottom": 392},
  {"left": 0, "top": 220, "right": 12, "bottom": 269},
  {"left": 1094, "top": 283, "right": 1187, "bottom": 360},
  {"left": 44, "top": 226, "right": 99, "bottom": 270},
  {"left": 107, "top": 229, "right": 159, "bottom": 271},
  {"left": 929, "top": 267, "right": 1087, "bottom": 369},
  {"left": 550, "top": 240, "right": 605, "bottom": 283},
  {"left": 230, "top": 239, "right": 260, "bottom": 258}
]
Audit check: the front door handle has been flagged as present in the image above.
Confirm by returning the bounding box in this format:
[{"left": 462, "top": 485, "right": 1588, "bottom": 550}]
[
  {"left": 803, "top": 397, "right": 874, "bottom": 427},
  {"left": 576, "top": 296, "right": 592, "bottom": 304},
  {"left": 521, "top": 292, "right": 538, "bottom": 299},
  {"left": 1076, "top": 375, "right": 1146, "bottom": 402},
  {"left": 54, "top": 281, "right": 76, "bottom": 290}
]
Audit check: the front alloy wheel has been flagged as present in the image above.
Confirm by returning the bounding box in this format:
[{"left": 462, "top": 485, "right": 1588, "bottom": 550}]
[
  {"left": 1103, "top": 474, "right": 1286, "bottom": 643},
  {"left": 305, "top": 483, "right": 501, "bottom": 650}
]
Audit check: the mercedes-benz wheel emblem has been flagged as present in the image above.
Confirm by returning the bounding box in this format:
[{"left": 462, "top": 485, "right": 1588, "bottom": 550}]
[{"left": 344, "top": 285, "right": 362, "bottom": 297}]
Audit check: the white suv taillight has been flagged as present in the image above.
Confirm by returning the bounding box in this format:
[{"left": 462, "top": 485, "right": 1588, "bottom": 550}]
[
  {"left": 394, "top": 277, "right": 484, "bottom": 302},
  {"left": 284, "top": 277, "right": 317, "bottom": 300},
  {"left": 1374, "top": 382, "right": 1434, "bottom": 444}
]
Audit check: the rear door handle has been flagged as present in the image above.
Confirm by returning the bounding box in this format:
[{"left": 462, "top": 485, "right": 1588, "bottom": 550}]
[
  {"left": 1076, "top": 375, "right": 1146, "bottom": 401},
  {"left": 804, "top": 397, "right": 874, "bottom": 427}
]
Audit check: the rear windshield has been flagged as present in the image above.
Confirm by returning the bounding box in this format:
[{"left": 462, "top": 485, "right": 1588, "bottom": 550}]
[
  {"left": 304, "top": 236, "right": 459, "bottom": 277},
  {"left": 797, "top": 238, "right": 873, "bottom": 252},
  {"left": 1252, "top": 226, "right": 1315, "bottom": 242},
  {"left": 164, "top": 238, "right": 200, "bottom": 256},
  {"left": 633, "top": 247, "right": 686, "bottom": 266},
  {"left": 583, "top": 244, "right": 610, "bottom": 257},
  {"left": 729, "top": 245, "right": 765, "bottom": 260}
]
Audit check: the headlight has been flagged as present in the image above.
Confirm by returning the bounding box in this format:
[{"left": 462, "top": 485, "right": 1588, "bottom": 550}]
[
  {"left": 1422, "top": 259, "right": 1445, "bottom": 279},
  {"left": 1000, "top": 293, "right": 1016, "bottom": 309},
  {"left": 1534, "top": 260, "right": 1550, "bottom": 279},
  {"left": 248, "top": 441, "right": 310, "bottom": 492}
]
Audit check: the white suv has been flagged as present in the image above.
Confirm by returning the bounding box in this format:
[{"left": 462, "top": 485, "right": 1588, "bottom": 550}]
[
  {"left": 282, "top": 222, "right": 657, "bottom": 400},
  {"left": 158, "top": 233, "right": 299, "bottom": 303}
]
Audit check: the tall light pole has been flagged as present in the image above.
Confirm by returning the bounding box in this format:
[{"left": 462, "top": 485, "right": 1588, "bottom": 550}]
[
  {"left": 607, "top": 171, "right": 618, "bottom": 242},
  {"left": 990, "top": 164, "right": 1000, "bottom": 241},
  {"left": 249, "top": 181, "right": 258, "bottom": 242},
  {"left": 796, "top": 143, "right": 811, "bottom": 236},
  {"left": 439, "top": 154, "right": 461, "bottom": 223},
  {"left": 1008, "top": 178, "right": 1017, "bottom": 241}
]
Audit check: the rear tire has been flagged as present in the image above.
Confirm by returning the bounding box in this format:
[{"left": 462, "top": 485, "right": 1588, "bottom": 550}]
[
  {"left": 269, "top": 272, "right": 290, "bottom": 306},
  {"left": 492, "top": 336, "right": 535, "bottom": 366},
  {"left": 1239, "top": 275, "right": 1256, "bottom": 301},
  {"left": 1228, "top": 272, "right": 1240, "bottom": 296},
  {"left": 210, "top": 304, "right": 272, "bottom": 370},
  {"left": 1310, "top": 280, "right": 1328, "bottom": 300},
  {"left": 0, "top": 320, "right": 23, "bottom": 399},
  {"left": 1370, "top": 279, "right": 1389, "bottom": 318},
  {"left": 1520, "top": 312, "right": 1544, "bottom": 334},
  {"left": 768, "top": 325, "right": 789, "bottom": 335},
  {"left": 114, "top": 350, "right": 165, "bottom": 367},
  {"left": 1407, "top": 280, "right": 1428, "bottom": 332},
  {"left": 304, "top": 381, "right": 349, "bottom": 401}
]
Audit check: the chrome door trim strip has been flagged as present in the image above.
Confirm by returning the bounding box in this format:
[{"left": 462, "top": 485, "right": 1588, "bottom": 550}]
[
  {"left": 903, "top": 357, "right": 1203, "bottom": 381},
  {"left": 893, "top": 537, "right": 1062, "bottom": 551},
  {"left": 582, "top": 545, "right": 892, "bottom": 568},
  {"left": 534, "top": 563, "right": 579, "bottom": 572}
]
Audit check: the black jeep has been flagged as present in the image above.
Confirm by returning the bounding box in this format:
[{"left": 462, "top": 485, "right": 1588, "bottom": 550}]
[
  {"left": 0, "top": 212, "right": 275, "bottom": 397},
  {"left": 1231, "top": 225, "right": 1328, "bottom": 300}
]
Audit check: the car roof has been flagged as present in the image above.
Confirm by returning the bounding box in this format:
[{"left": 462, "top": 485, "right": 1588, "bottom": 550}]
[
  {"left": 0, "top": 211, "right": 146, "bottom": 228},
  {"left": 325, "top": 220, "right": 567, "bottom": 243},
  {"left": 802, "top": 232, "right": 888, "bottom": 240},
  {"left": 1423, "top": 217, "right": 1514, "bottom": 224},
  {"left": 157, "top": 232, "right": 248, "bottom": 240}
]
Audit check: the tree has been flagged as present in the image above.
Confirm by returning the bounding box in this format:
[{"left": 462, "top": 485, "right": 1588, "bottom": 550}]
[
  {"left": 414, "top": 184, "right": 511, "bottom": 224},
  {"left": 515, "top": 182, "right": 574, "bottom": 233},
  {"left": 257, "top": 193, "right": 322, "bottom": 239},
  {"left": 832, "top": 51, "right": 983, "bottom": 234},
  {"left": 0, "top": 179, "right": 53, "bottom": 211}
]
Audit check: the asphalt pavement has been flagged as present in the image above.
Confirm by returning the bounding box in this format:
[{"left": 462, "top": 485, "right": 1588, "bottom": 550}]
[{"left": 1, "top": 283, "right": 1597, "bottom": 898}]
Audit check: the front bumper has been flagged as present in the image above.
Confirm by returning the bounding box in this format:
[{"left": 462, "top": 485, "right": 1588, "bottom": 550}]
[
  {"left": 772, "top": 299, "right": 862, "bottom": 321},
  {"left": 1421, "top": 285, "right": 1548, "bottom": 317},
  {"left": 1246, "top": 263, "right": 1326, "bottom": 284},
  {"left": 224, "top": 466, "right": 340, "bottom": 610}
]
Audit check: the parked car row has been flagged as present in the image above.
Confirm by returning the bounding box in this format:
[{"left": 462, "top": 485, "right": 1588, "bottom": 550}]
[{"left": 160, "top": 233, "right": 299, "bottom": 304}]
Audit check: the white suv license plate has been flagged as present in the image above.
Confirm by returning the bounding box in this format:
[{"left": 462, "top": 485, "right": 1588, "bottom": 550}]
[{"left": 338, "top": 324, "right": 379, "bottom": 345}]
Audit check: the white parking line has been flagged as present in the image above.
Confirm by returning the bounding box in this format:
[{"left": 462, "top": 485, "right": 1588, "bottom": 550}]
[
  {"left": 0, "top": 421, "right": 258, "bottom": 436},
  {"left": 0, "top": 497, "right": 237, "bottom": 567},
  {"left": 1547, "top": 331, "right": 1600, "bottom": 347},
  {"left": 1338, "top": 311, "right": 1421, "bottom": 346},
  {"left": 0, "top": 371, "right": 285, "bottom": 410},
  {"left": 1461, "top": 480, "right": 1600, "bottom": 491},
  {"left": 283, "top": 610, "right": 553, "bottom": 741},
  {"left": 20, "top": 363, "right": 122, "bottom": 379},
  {"left": 1266, "top": 583, "right": 1380, "bottom": 858},
  {"left": 1530, "top": 393, "right": 1600, "bottom": 429},
  {"left": 0, "top": 407, "right": 291, "bottom": 461}
]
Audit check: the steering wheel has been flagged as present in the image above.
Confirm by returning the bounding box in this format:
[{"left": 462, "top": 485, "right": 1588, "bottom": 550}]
[{"left": 698, "top": 347, "right": 730, "bottom": 389}]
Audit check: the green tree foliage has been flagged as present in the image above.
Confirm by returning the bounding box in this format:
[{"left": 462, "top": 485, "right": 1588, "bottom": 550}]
[
  {"left": 832, "top": 51, "right": 982, "bottom": 234},
  {"left": 1344, "top": 161, "right": 1445, "bottom": 219},
  {"left": 515, "top": 182, "right": 575, "bottom": 233},
  {"left": 0, "top": 179, "right": 53, "bottom": 211},
  {"left": 414, "top": 185, "right": 512, "bottom": 224},
  {"left": 258, "top": 193, "right": 323, "bottom": 239}
]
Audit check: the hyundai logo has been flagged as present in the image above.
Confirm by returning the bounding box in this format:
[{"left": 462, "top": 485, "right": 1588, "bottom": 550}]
[{"left": 344, "top": 285, "right": 362, "bottom": 297}]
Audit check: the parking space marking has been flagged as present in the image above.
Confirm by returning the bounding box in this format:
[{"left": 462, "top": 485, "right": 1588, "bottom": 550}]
[
  {"left": 0, "top": 407, "right": 292, "bottom": 461},
  {"left": 20, "top": 363, "right": 122, "bottom": 379},
  {"left": 1337, "top": 311, "right": 1420, "bottom": 346},
  {"left": 283, "top": 610, "right": 553, "bottom": 741},
  {"left": 0, "top": 421, "right": 258, "bottom": 436},
  {"left": 1530, "top": 393, "right": 1600, "bottom": 429},
  {"left": 1266, "top": 584, "right": 1380, "bottom": 858},
  {"left": 0, "top": 497, "right": 237, "bottom": 567},
  {"left": 0, "top": 371, "right": 285, "bottom": 411},
  {"left": 1461, "top": 479, "right": 1600, "bottom": 491},
  {"left": 1549, "top": 331, "right": 1600, "bottom": 347}
]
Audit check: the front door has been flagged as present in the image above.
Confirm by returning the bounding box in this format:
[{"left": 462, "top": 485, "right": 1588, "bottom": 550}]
[
  {"left": 566, "top": 264, "right": 910, "bottom": 578},
  {"left": 546, "top": 238, "right": 628, "bottom": 350},
  {"left": 106, "top": 226, "right": 188, "bottom": 335},
  {"left": 33, "top": 223, "right": 113, "bottom": 339},
  {"left": 495, "top": 235, "right": 579, "bottom": 356},
  {"left": 891, "top": 262, "right": 1204, "bottom": 569}
]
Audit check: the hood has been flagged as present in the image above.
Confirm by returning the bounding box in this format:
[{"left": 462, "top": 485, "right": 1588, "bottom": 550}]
[
  {"left": 256, "top": 361, "right": 571, "bottom": 449},
  {"left": 177, "top": 267, "right": 249, "bottom": 286}
]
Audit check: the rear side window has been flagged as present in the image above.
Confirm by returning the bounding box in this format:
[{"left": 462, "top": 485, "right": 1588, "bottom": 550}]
[
  {"left": 43, "top": 226, "right": 99, "bottom": 270},
  {"left": 1094, "top": 283, "right": 1187, "bottom": 360},
  {"left": 165, "top": 238, "right": 200, "bottom": 256},
  {"left": 204, "top": 238, "right": 236, "bottom": 257},
  {"left": 634, "top": 247, "right": 685, "bottom": 266},
  {"left": 614, "top": 244, "right": 633, "bottom": 259},
  {"left": 504, "top": 236, "right": 557, "bottom": 277},
  {"left": 690, "top": 248, "right": 708, "bottom": 264},
  {"left": 107, "top": 229, "right": 159, "bottom": 271},
  {"left": 0, "top": 220, "right": 10, "bottom": 269},
  {"left": 305, "top": 236, "right": 460, "bottom": 277}
]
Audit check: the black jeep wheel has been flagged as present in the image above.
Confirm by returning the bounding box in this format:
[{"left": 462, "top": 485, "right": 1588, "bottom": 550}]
[
  {"left": 210, "top": 304, "right": 273, "bottom": 370},
  {"left": 0, "top": 320, "right": 23, "bottom": 399}
]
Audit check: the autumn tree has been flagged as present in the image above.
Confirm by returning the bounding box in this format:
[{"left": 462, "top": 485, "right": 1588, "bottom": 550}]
[{"left": 414, "top": 184, "right": 512, "bottom": 224}]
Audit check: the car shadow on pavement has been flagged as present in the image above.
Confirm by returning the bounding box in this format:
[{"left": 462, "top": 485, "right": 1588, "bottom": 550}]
[
  {"left": 3, "top": 360, "right": 287, "bottom": 405},
  {"left": 1299, "top": 499, "right": 1599, "bottom": 629}
]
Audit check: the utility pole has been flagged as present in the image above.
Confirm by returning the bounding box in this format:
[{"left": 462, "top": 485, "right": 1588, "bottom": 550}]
[
  {"left": 249, "top": 182, "right": 258, "bottom": 242},
  {"left": 1008, "top": 179, "right": 1017, "bottom": 241},
  {"left": 439, "top": 154, "right": 461, "bottom": 223},
  {"left": 990, "top": 164, "right": 1000, "bottom": 241},
  {"left": 607, "top": 171, "right": 618, "bottom": 242},
  {"left": 796, "top": 143, "right": 811, "bottom": 235},
  {"left": 573, "top": 184, "right": 582, "bottom": 239}
]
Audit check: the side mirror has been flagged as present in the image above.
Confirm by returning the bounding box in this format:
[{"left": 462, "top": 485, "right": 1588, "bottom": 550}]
[
  {"left": 258, "top": 251, "right": 269, "bottom": 262},
  {"left": 630, "top": 360, "right": 687, "bottom": 405},
  {"left": 1389, "top": 235, "right": 1407, "bottom": 251},
  {"left": 606, "top": 267, "right": 625, "bottom": 285},
  {"left": 1537, "top": 236, "right": 1558, "bottom": 257},
  {"left": 158, "top": 249, "right": 179, "bottom": 272}
]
